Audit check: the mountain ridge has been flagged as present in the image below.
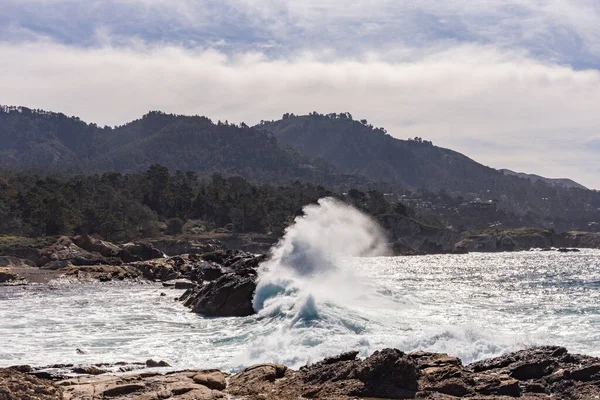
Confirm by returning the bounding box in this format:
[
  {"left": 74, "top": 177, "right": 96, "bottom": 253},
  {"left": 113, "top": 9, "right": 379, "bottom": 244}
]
[{"left": 1, "top": 106, "right": 599, "bottom": 232}]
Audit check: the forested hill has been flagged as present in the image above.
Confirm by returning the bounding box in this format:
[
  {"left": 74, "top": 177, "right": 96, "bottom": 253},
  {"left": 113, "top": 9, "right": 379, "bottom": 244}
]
[
  {"left": 258, "top": 113, "right": 600, "bottom": 220},
  {"left": 259, "top": 112, "right": 497, "bottom": 192},
  {"left": 1, "top": 106, "right": 600, "bottom": 229},
  {"left": 0, "top": 106, "right": 362, "bottom": 186}
]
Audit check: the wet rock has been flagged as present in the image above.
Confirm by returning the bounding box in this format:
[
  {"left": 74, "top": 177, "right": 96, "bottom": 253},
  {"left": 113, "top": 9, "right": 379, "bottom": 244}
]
[
  {"left": 71, "top": 365, "right": 107, "bottom": 375},
  {"left": 182, "top": 272, "right": 257, "bottom": 317},
  {"left": 570, "top": 363, "right": 600, "bottom": 381},
  {"left": 180, "top": 251, "right": 264, "bottom": 317},
  {"left": 146, "top": 359, "right": 171, "bottom": 368}
]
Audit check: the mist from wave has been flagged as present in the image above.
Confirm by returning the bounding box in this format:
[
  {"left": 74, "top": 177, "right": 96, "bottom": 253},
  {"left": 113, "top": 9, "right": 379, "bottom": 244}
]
[{"left": 1, "top": 198, "right": 600, "bottom": 371}]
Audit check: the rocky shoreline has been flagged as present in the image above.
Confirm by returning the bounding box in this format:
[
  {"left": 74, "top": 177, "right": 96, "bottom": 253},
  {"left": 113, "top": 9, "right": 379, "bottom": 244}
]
[{"left": 3, "top": 346, "right": 600, "bottom": 399}]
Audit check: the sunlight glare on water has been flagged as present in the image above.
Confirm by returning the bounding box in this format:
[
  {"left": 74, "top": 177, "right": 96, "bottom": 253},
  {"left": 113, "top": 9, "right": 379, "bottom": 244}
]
[{"left": 1, "top": 250, "right": 599, "bottom": 372}]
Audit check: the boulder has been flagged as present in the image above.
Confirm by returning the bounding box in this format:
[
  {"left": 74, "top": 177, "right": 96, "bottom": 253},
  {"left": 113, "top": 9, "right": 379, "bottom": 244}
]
[
  {"left": 181, "top": 271, "right": 257, "bottom": 317},
  {"left": 71, "top": 234, "right": 122, "bottom": 258},
  {"left": 192, "top": 370, "right": 228, "bottom": 390},
  {"left": 40, "top": 236, "right": 121, "bottom": 269},
  {"left": 179, "top": 251, "right": 265, "bottom": 317},
  {"left": 0, "top": 267, "right": 19, "bottom": 283},
  {"left": 120, "top": 242, "right": 165, "bottom": 262}
]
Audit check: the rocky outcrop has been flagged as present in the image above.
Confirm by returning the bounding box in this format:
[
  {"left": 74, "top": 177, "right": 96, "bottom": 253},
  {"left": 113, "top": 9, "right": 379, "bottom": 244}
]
[
  {"left": 57, "top": 370, "right": 228, "bottom": 400},
  {"left": 71, "top": 234, "right": 122, "bottom": 258},
  {"left": 554, "top": 231, "right": 600, "bottom": 249},
  {"left": 179, "top": 250, "right": 266, "bottom": 317},
  {"left": 227, "top": 346, "right": 600, "bottom": 399},
  {"left": 382, "top": 214, "right": 460, "bottom": 255},
  {"left": 40, "top": 236, "right": 123, "bottom": 270},
  {"left": 180, "top": 270, "right": 257, "bottom": 317},
  {"left": 0, "top": 267, "right": 19, "bottom": 283},
  {"left": 6, "top": 347, "right": 600, "bottom": 399},
  {"left": 120, "top": 242, "right": 165, "bottom": 262},
  {"left": 0, "top": 368, "right": 63, "bottom": 399}
]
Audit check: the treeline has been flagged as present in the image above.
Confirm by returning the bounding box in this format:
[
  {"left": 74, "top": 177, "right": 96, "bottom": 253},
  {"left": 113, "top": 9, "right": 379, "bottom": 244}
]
[{"left": 0, "top": 165, "right": 412, "bottom": 243}]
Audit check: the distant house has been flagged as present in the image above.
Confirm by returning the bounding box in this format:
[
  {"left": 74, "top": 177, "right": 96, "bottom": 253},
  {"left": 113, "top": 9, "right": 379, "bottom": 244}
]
[{"left": 460, "top": 199, "right": 497, "bottom": 211}]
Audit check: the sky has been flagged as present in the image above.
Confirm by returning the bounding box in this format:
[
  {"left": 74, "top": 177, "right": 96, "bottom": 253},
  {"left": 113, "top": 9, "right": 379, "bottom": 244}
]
[{"left": 1, "top": 0, "right": 600, "bottom": 188}]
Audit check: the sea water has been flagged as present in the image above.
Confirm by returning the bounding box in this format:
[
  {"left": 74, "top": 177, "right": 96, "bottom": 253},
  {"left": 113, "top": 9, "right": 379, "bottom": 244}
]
[
  {"left": 1, "top": 198, "right": 599, "bottom": 371},
  {"left": 1, "top": 251, "right": 599, "bottom": 372}
]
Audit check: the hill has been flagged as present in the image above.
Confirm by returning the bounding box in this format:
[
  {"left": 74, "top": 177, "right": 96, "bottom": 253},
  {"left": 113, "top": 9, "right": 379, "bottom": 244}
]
[
  {"left": 0, "top": 106, "right": 359, "bottom": 186},
  {"left": 500, "top": 169, "right": 588, "bottom": 190},
  {"left": 259, "top": 112, "right": 499, "bottom": 192},
  {"left": 258, "top": 113, "right": 600, "bottom": 228},
  {"left": 1, "top": 106, "right": 599, "bottom": 232}
]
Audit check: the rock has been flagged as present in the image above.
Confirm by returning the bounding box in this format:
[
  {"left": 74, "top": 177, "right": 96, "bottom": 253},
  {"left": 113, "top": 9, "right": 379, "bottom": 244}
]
[
  {"left": 0, "top": 244, "right": 47, "bottom": 267},
  {"left": 63, "top": 265, "right": 142, "bottom": 282},
  {"left": 120, "top": 242, "right": 165, "bottom": 262},
  {"left": 192, "top": 370, "right": 228, "bottom": 390},
  {"left": 146, "top": 359, "right": 171, "bottom": 368},
  {"left": 500, "top": 236, "right": 516, "bottom": 251},
  {"left": 0, "top": 368, "right": 63, "bottom": 399},
  {"left": 71, "top": 234, "right": 122, "bottom": 258},
  {"left": 179, "top": 251, "right": 265, "bottom": 316},
  {"left": 0, "top": 256, "right": 37, "bottom": 269},
  {"left": 40, "top": 236, "right": 121, "bottom": 268},
  {"left": 71, "top": 365, "right": 107, "bottom": 375},
  {"left": 570, "top": 363, "right": 600, "bottom": 381},
  {"left": 510, "top": 360, "right": 555, "bottom": 380},
  {"left": 182, "top": 272, "right": 257, "bottom": 317},
  {"left": 102, "top": 383, "right": 146, "bottom": 397},
  {"left": 0, "top": 267, "right": 19, "bottom": 283}
]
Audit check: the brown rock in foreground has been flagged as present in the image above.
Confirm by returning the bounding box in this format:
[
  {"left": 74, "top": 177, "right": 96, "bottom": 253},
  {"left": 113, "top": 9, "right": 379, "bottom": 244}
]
[
  {"left": 4, "top": 346, "right": 600, "bottom": 399},
  {"left": 0, "top": 368, "right": 62, "bottom": 400},
  {"left": 228, "top": 347, "right": 600, "bottom": 399}
]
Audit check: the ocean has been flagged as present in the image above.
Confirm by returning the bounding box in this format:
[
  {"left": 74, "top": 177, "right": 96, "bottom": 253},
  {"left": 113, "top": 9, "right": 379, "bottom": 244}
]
[{"left": 1, "top": 250, "right": 599, "bottom": 372}]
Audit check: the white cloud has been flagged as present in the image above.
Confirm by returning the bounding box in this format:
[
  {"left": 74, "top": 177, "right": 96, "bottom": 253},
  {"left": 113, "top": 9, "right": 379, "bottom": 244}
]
[
  {"left": 3, "top": 0, "right": 600, "bottom": 66},
  {"left": 1, "top": 40, "right": 599, "bottom": 188}
]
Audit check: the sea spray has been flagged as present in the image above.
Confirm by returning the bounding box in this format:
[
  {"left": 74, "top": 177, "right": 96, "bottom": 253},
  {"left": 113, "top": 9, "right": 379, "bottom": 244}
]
[
  {"left": 243, "top": 198, "right": 394, "bottom": 366},
  {"left": 253, "top": 197, "right": 390, "bottom": 316}
]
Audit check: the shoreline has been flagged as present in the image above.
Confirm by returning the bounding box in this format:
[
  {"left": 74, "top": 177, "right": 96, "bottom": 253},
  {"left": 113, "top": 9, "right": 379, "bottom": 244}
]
[{"left": 4, "top": 345, "right": 600, "bottom": 399}]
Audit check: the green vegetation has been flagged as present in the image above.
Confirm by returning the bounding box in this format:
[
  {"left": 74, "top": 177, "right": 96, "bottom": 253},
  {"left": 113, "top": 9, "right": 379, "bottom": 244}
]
[
  {"left": 0, "top": 165, "right": 412, "bottom": 243},
  {"left": 1, "top": 106, "right": 599, "bottom": 233}
]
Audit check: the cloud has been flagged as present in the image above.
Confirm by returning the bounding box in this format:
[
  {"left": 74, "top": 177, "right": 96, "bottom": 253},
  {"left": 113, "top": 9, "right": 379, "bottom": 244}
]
[
  {"left": 3, "top": 0, "right": 600, "bottom": 67},
  {"left": 1, "top": 39, "right": 599, "bottom": 188}
]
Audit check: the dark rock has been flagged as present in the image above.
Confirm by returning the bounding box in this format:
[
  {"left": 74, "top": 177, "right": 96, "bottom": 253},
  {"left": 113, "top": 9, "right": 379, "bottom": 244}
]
[
  {"left": 0, "top": 267, "right": 19, "bottom": 283},
  {"left": 510, "top": 359, "right": 555, "bottom": 380},
  {"left": 174, "top": 279, "right": 195, "bottom": 289},
  {"left": 8, "top": 365, "right": 33, "bottom": 373},
  {"left": 72, "top": 365, "right": 107, "bottom": 375},
  {"left": 180, "top": 251, "right": 264, "bottom": 317},
  {"left": 120, "top": 242, "right": 164, "bottom": 262},
  {"left": 146, "top": 359, "right": 171, "bottom": 368},
  {"left": 102, "top": 383, "right": 146, "bottom": 397},
  {"left": 570, "top": 363, "right": 600, "bottom": 381},
  {"left": 183, "top": 272, "right": 257, "bottom": 317}
]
